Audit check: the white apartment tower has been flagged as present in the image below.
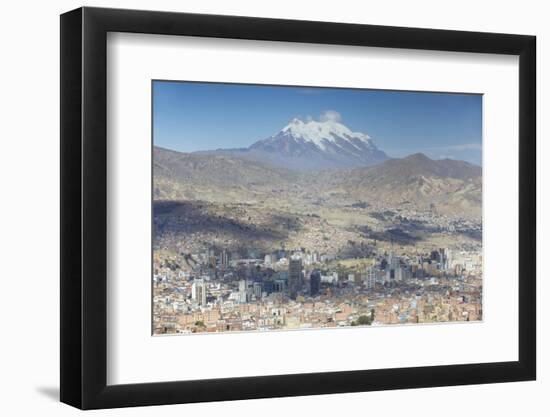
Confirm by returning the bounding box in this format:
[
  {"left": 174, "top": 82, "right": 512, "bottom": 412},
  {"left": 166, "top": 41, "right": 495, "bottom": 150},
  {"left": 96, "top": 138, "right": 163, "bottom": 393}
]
[
  {"left": 191, "top": 278, "right": 207, "bottom": 306},
  {"left": 365, "top": 267, "right": 376, "bottom": 290}
]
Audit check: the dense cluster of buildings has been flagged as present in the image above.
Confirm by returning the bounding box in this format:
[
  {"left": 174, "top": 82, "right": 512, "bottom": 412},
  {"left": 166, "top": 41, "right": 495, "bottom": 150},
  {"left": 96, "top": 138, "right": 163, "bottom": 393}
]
[{"left": 153, "top": 246, "right": 482, "bottom": 334}]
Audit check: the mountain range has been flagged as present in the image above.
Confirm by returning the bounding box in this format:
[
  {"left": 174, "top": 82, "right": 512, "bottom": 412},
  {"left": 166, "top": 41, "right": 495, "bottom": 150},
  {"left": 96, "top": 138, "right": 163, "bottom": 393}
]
[
  {"left": 154, "top": 117, "right": 481, "bottom": 255},
  {"left": 318, "top": 153, "right": 482, "bottom": 216},
  {"left": 202, "top": 118, "right": 389, "bottom": 171},
  {"left": 154, "top": 146, "right": 296, "bottom": 202},
  {"left": 155, "top": 117, "right": 482, "bottom": 219},
  {"left": 154, "top": 147, "right": 481, "bottom": 218}
]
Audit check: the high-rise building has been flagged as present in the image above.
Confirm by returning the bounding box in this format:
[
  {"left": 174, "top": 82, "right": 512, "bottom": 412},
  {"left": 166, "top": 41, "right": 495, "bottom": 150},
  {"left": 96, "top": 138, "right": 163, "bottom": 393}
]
[
  {"left": 386, "top": 251, "right": 400, "bottom": 283},
  {"left": 253, "top": 282, "right": 262, "bottom": 299},
  {"left": 191, "top": 278, "right": 207, "bottom": 306},
  {"left": 208, "top": 255, "right": 217, "bottom": 270},
  {"left": 365, "top": 267, "right": 376, "bottom": 290},
  {"left": 238, "top": 279, "right": 248, "bottom": 303},
  {"left": 220, "top": 250, "right": 229, "bottom": 269},
  {"left": 388, "top": 251, "right": 399, "bottom": 269},
  {"left": 273, "top": 279, "right": 285, "bottom": 293},
  {"left": 262, "top": 280, "right": 274, "bottom": 294},
  {"left": 310, "top": 270, "right": 321, "bottom": 296},
  {"left": 443, "top": 248, "right": 452, "bottom": 270},
  {"left": 288, "top": 257, "right": 302, "bottom": 299},
  {"left": 395, "top": 265, "right": 404, "bottom": 281}
]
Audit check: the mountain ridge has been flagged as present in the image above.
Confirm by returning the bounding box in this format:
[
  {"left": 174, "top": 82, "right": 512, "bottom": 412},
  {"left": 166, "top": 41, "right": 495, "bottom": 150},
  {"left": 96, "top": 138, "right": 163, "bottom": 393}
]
[
  {"left": 315, "top": 152, "right": 482, "bottom": 217},
  {"left": 154, "top": 145, "right": 481, "bottom": 218},
  {"left": 194, "top": 118, "right": 389, "bottom": 171}
]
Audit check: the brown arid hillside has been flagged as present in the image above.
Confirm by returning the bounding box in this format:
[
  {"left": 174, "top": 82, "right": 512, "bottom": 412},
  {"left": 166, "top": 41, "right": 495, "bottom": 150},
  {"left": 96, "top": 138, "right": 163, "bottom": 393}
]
[
  {"left": 153, "top": 146, "right": 482, "bottom": 254},
  {"left": 154, "top": 146, "right": 298, "bottom": 202},
  {"left": 317, "top": 153, "right": 482, "bottom": 218}
]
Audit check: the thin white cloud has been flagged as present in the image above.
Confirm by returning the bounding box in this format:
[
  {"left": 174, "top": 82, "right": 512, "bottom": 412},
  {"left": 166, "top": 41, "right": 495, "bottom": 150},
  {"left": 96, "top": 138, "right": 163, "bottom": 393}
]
[{"left": 319, "top": 110, "right": 342, "bottom": 122}]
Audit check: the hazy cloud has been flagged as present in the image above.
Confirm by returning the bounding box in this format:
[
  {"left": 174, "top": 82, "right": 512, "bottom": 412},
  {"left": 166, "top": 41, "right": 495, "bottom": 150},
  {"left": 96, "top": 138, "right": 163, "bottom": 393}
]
[{"left": 319, "top": 110, "right": 342, "bottom": 123}]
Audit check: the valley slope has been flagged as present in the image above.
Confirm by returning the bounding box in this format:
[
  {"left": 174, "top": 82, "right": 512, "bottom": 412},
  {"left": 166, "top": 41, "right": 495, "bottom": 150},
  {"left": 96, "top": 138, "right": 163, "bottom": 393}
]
[{"left": 153, "top": 146, "right": 482, "bottom": 258}]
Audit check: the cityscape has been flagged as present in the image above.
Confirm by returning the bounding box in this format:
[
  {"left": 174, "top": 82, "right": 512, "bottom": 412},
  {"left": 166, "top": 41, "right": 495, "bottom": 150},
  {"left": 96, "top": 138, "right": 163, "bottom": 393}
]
[
  {"left": 152, "top": 81, "right": 483, "bottom": 335},
  {"left": 153, "top": 245, "right": 482, "bottom": 334}
]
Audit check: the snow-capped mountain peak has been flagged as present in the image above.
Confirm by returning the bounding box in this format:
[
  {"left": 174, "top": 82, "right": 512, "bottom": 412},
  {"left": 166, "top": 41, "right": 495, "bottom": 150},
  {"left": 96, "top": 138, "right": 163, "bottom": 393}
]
[
  {"left": 246, "top": 116, "right": 389, "bottom": 171},
  {"left": 279, "top": 118, "right": 373, "bottom": 151}
]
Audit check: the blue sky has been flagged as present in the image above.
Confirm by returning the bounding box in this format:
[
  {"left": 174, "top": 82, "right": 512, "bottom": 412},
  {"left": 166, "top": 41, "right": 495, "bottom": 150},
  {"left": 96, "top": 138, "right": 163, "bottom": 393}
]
[{"left": 153, "top": 81, "right": 482, "bottom": 165}]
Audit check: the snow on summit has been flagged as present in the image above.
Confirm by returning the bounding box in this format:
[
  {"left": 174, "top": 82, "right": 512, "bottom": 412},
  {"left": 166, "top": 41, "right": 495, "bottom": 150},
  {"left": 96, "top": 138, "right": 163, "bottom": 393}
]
[
  {"left": 280, "top": 117, "right": 373, "bottom": 151},
  {"left": 245, "top": 111, "right": 389, "bottom": 171}
]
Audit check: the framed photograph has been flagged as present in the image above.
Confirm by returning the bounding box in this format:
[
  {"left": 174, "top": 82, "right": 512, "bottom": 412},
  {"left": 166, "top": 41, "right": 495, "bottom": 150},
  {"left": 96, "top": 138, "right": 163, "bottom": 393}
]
[{"left": 60, "top": 6, "right": 536, "bottom": 410}]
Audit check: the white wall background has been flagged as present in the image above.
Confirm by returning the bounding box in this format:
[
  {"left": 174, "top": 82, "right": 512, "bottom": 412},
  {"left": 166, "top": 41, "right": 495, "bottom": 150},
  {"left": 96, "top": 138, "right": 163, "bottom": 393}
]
[{"left": 0, "top": 0, "right": 545, "bottom": 415}]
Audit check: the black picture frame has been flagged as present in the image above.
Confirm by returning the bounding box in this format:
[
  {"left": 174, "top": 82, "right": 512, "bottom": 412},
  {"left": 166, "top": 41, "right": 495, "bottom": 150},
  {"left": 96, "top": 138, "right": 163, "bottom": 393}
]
[{"left": 60, "top": 6, "right": 536, "bottom": 410}]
